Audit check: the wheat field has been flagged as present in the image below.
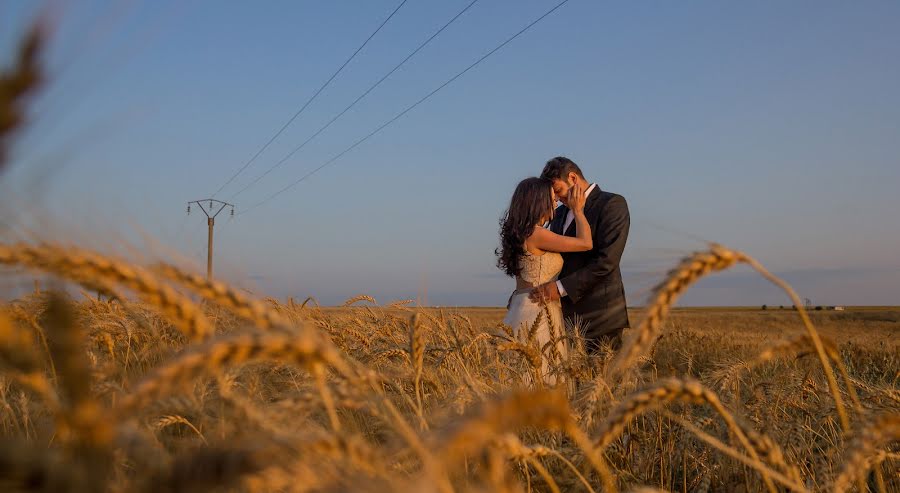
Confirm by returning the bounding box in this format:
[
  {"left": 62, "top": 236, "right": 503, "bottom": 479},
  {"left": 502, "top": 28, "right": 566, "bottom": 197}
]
[
  {"left": 0, "top": 242, "right": 897, "bottom": 493},
  {"left": 2, "top": 18, "right": 899, "bottom": 493}
]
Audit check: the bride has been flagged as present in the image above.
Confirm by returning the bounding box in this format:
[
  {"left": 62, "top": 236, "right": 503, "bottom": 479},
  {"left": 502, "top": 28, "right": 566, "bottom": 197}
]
[{"left": 497, "top": 177, "right": 591, "bottom": 384}]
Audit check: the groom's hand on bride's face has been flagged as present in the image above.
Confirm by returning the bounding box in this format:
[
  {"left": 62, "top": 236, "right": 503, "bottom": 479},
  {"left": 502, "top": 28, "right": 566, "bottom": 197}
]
[{"left": 529, "top": 282, "right": 560, "bottom": 303}]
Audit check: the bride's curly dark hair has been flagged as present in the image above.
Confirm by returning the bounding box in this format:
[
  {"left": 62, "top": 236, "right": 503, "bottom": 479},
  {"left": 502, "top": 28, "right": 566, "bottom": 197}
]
[{"left": 496, "top": 177, "right": 555, "bottom": 277}]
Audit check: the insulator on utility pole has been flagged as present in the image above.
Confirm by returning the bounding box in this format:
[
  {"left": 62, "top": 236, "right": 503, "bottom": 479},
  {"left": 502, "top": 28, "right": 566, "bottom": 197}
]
[{"left": 186, "top": 199, "right": 235, "bottom": 279}]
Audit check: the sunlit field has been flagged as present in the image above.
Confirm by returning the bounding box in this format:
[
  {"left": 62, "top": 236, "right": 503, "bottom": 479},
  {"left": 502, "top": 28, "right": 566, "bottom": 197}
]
[
  {"left": 0, "top": 248, "right": 897, "bottom": 492},
  {"left": 2, "top": 9, "right": 898, "bottom": 493}
]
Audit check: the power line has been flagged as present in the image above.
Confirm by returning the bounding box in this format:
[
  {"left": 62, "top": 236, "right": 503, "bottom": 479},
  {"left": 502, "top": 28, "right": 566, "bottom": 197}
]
[
  {"left": 211, "top": 0, "right": 409, "bottom": 198},
  {"left": 238, "top": 0, "right": 571, "bottom": 216},
  {"left": 228, "top": 0, "right": 481, "bottom": 202}
]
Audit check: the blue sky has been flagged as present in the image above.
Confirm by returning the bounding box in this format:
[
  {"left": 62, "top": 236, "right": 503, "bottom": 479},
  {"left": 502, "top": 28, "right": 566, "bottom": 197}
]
[{"left": 2, "top": 0, "right": 899, "bottom": 306}]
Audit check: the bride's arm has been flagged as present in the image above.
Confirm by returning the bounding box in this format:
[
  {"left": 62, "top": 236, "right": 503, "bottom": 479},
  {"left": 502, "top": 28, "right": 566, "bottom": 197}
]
[
  {"left": 528, "top": 181, "right": 592, "bottom": 253},
  {"left": 529, "top": 212, "right": 592, "bottom": 253}
]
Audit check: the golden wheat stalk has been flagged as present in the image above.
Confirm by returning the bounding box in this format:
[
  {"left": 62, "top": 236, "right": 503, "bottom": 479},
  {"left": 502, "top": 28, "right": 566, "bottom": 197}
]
[
  {"left": 721, "top": 333, "right": 862, "bottom": 412},
  {"left": 496, "top": 322, "right": 514, "bottom": 339},
  {"left": 340, "top": 323, "right": 372, "bottom": 350},
  {"left": 300, "top": 296, "right": 319, "bottom": 308},
  {"left": 215, "top": 373, "right": 293, "bottom": 438},
  {"left": 0, "top": 242, "right": 211, "bottom": 340},
  {"left": 367, "top": 347, "right": 411, "bottom": 365},
  {"left": 155, "top": 414, "right": 207, "bottom": 444},
  {"left": 525, "top": 309, "right": 543, "bottom": 344},
  {"left": 609, "top": 244, "right": 851, "bottom": 432},
  {"left": 522, "top": 455, "right": 562, "bottom": 493},
  {"left": 493, "top": 434, "right": 596, "bottom": 493},
  {"left": 595, "top": 377, "right": 779, "bottom": 493},
  {"left": 343, "top": 294, "right": 376, "bottom": 306},
  {"left": 461, "top": 332, "right": 492, "bottom": 358},
  {"left": 41, "top": 295, "right": 113, "bottom": 449},
  {"left": 660, "top": 410, "right": 806, "bottom": 492},
  {"left": 297, "top": 433, "right": 386, "bottom": 477},
  {"left": 610, "top": 245, "right": 742, "bottom": 379},
  {"left": 576, "top": 372, "right": 614, "bottom": 429},
  {"left": 152, "top": 262, "right": 289, "bottom": 330},
  {"left": 0, "top": 20, "right": 43, "bottom": 169},
  {"left": 9, "top": 305, "right": 56, "bottom": 379},
  {"left": 738, "top": 256, "right": 854, "bottom": 432},
  {"left": 0, "top": 308, "right": 41, "bottom": 373},
  {"left": 434, "top": 388, "right": 617, "bottom": 492},
  {"left": 12, "top": 372, "right": 60, "bottom": 411},
  {"left": 388, "top": 299, "right": 415, "bottom": 308},
  {"left": 116, "top": 331, "right": 354, "bottom": 416},
  {"left": 436, "top": 389, "right": 570, "bottom": 466},
  {"left": 408, "top": 314, "right": 426, "bottom": 423},
  {"left": 831, "top": 413, "right": 900, "bottom": 493},
  {"left": 497, "top": 341, "right": 541, "bottom": 369},
  {"left": 741, "top": 426, "right": 803, "bottom": 484},
  {"left": 30, "top": 294, "right": 114, "bottom": 492}
]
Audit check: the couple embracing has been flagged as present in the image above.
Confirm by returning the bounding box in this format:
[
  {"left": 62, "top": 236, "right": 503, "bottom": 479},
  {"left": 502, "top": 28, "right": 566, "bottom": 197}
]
[{"left": 497, "top": 156, "right": 630, "bottom": 383}]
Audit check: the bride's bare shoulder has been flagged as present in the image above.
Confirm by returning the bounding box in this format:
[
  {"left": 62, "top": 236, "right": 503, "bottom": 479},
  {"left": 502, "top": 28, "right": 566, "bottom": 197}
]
[{"left": 524, "top": 226, "right": 548, "bottom": 255}]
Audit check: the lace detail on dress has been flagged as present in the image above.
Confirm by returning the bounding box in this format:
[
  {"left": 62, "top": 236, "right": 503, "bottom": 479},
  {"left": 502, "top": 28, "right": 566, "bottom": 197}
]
[
  {"left": 505, "top": 251, "right": 568, "bottom": 386},
  {"left": 517, "top": 252, "right": 564, "bottom": 287}
]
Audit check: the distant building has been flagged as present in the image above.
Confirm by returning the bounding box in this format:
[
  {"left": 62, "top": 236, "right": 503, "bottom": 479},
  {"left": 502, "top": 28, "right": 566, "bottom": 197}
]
[{"left": 834, "top": 306, "right": 845, "bottom": 311}]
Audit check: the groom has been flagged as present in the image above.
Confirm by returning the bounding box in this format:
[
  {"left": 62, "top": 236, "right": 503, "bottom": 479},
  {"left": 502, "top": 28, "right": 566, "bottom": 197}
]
[{"left": 530, "top": 156, "right": 631, "bottom": 354}]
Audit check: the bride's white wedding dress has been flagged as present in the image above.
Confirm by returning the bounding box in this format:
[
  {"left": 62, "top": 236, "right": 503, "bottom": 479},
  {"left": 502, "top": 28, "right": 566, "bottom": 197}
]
[{"left": 503, "top": 251, "right": 568, "bottom": 385}]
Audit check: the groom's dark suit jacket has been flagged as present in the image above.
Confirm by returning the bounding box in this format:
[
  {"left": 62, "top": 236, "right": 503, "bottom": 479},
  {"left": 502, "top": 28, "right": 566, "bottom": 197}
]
[{"left": 550, "top": 186, "right": 630, "bottom": 341}]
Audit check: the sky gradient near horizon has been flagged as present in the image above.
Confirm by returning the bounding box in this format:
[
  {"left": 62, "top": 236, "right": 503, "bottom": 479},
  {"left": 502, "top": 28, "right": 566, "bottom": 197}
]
[{"left": 2, "top": 0, "right": 899, "bottom": 306}]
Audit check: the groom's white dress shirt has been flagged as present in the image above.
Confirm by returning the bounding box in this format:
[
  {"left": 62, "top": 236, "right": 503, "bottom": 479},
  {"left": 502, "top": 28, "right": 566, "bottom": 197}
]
[{"left": 556, "top": 183, "right": 597, "bottom": 298}]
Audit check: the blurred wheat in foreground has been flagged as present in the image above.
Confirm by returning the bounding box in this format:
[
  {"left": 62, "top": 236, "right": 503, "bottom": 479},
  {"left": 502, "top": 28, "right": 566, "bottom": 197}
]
[
  {"left": 0, "top": 241, "right": 897, "bottom": 493},
  {"left": 2, "top": 15, "right": 897, "bottom": 493}
]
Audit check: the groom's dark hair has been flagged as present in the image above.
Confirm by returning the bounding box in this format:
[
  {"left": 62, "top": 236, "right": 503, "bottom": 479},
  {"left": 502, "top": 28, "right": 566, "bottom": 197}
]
[{"left": 541, "top": 156, "right": 584, "bottom": 181}]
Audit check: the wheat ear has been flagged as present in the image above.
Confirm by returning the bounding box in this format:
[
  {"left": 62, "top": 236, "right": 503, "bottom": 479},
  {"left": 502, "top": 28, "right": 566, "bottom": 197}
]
[
  {"left": 388, "top": 299, "right": 415, "bottom": 309},
  {"left": 661, "top": 410, "right": 805, "bottom": 491},
  {"left": 0, "top": 309, "right": 60, "bottom": 409},
  {"left": 525, "top": 309, "right": 544, "bottom": 344},
  {"left": 116, "top": 331, "right": 353, "bottom": 416},
  {"left": 0, "top": 308, "right": 41, "bottom": 373},
  {"left": 494, "top": 434, "right": 596, "bottom": 493},
  {"left": 343, "top": 294, "right": 376, "bottom": 306},
  {"left": 41, "top": 294, "right": 113, "bottom": 491},
  {"left": 0, "top": 242, "right": 211, "bottom": 340},
  {"left": 831, "top": 413, "right": 900, "bottom": 493},
  {"left": 722, "top": 333, "right": 862, "bottom": 411},
  {"left": 297, "top": 433, "right": 386, "bottom": 477},
  {"left": 610, "top": 244, "right": 741, "bottom": 379},
  {"left": 436, "top": 389, "right": 569, "bottom": 465},
  {"left": 152, "top": 262, "right": 289, "bottom": 329},
  {"left": 738, "top": 254, "right": 852, "bottom": 431},
  {"left": 497, "top": 341, "right": 541, "bottom": 369},
  {"left": 610, "top": 244, "right": 851, "bottom": 432},
  {"left": 435, "top": 388, "right": 617, "bottom": 492},
  {"left": 408, "top": 314, "right": 426, "bottom": 424},
  {"left": 155, "top": 414, "right": 207, "bottom": 444},
  {"left": 595, "top": 377, "right": 778, "bottom": 493},
  {"left": 0, "top": 19, "right": 43, "bottom": 168}
]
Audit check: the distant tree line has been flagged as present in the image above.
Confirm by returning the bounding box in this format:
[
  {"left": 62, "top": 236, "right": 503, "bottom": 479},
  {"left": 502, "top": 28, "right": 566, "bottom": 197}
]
[{"left": 761, "top": 304, "right": 842, "bottom": 311}]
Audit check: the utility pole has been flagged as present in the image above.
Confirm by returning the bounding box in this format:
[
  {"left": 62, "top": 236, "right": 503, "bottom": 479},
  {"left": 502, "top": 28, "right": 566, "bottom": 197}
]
[{"left": 187, "top": 199, "right": 234, "bottom": 279}]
